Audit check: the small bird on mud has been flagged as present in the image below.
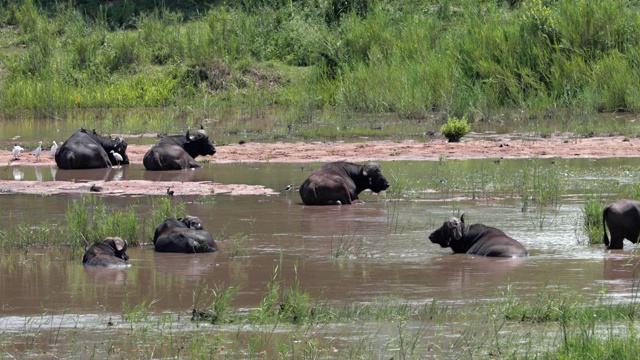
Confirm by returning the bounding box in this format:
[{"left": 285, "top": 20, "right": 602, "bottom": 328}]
[
  {"left": 12, "top": 145, "right": 24, "bottom": 160},
  {"left": 90, "top": 184, "right": 102, "bottom": 192},
  {"left": 281, "top": 184, "right": 293, "bottom": 192},
  {"left": 109, "top": 150, "right": 123, "bottom": 166},
  {"left": 33, "top": 141, "right": 42, "bottom": 162},
  {"left": 166, "top": 187, "right": 174, "bottom": 196},
  {"left": 50, "top": 141, "right": 58, "bottom": 157}
]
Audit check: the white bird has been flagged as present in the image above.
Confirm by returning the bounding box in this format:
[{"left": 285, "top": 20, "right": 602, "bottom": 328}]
[
  {"left": 110, "top": 150, "right": 123, "bottom": 166},
  {"left": 12, "top": 145, "right": 24, "bottom": 160},
  {"left": 50, "top": 141, "right": 58, "bottom": 157},
  {"left": 281, "top": 184, "right": 293, "bottom": 192},
  {"left": 34, "top": 141, "right": 42, "bottom": 162}
]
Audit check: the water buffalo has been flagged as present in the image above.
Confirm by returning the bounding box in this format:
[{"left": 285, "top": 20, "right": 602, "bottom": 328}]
[
  {"left": 153, "top": 216, "right": 218, "bottom": 253},
  {"left": 143, "top": 127, "right": 216, "bottom": 171},
  {"left": 55, "top": 129, "right": 129, "bottom": 169},
  {"left": 602, "top": 199, "right": 640, "bottom": 249},
  {"left": 429, "top": 215, "right": 528, "bottom": 257},
  {"left": 82, "top": 237, "right": 130, "bottom": 267},
  {"left": 299, "top": 161, "right": 390, "bottom": 205}
]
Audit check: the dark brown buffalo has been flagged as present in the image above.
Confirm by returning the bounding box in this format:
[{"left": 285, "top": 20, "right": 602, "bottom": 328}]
[
  {"left": 153, "top": 216, "right": 218, "bottom": 253},
  {"left": 82, "top": 237, "right": 130, "bottom": 267},
  {"left": 299, "top": 161, "right": 390, "bottom": 205},
  {"left": 429, "top": 215, "right": 528, "bottom": 257},
  {"left": 143, "top": 127, "right": 216, "bottom": 171},
  {"left": 55, "top": 129, "right": 129, "bottom": 169},
  {"left": 602, "top": 199, "right": 640, "bottom": 249}
]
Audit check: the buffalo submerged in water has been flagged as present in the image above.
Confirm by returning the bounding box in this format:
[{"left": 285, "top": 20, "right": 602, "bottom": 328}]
[
  {"left": 82, "top": 237, "right": 130, "bottom": 267},
  {"left": 143, "top": 127, "right": 216, "bottom": 171},
  {"left": 429, "top": 215, "right": 528, "bottom": 257},
  {"left": 55, "top": 129, "right": 129, "bottom": 169},
  {"left": 298, "top": 161, "right": 390, "bottom": 205},
  {"left": 153, "top": 216, "right": 218, "bottom": 253}
]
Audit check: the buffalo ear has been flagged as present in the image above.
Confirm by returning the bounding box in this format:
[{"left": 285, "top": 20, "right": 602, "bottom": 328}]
[
  {"left": 362, "top": 164, "right": 380, "bottom": 177},
  {"left": 447, "top": 217, "right": 463, "bottom": 241},
  {"left": 186, "top": 128, "right": 193, "bottom": 141},
  {"left": 113, "top": 237, "right": 126, "bottom": 251}
]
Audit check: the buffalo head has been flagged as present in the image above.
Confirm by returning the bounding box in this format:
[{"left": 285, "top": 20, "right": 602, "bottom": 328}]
[
  {"left": 185, "top": 127, "right": 216, "bottom": 157},
  {"left": 429, "top": 215, "right": 466, "bottom": 248},
  {"left": 181, "top": 216, "right": 204, "bottom": 230},
  {"left": 362, "top": 163, "right": 390, "bottom": 193}
]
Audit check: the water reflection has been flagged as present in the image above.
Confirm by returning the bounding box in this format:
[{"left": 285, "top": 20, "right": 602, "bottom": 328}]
[
  {"left": 12, "top": 167, "right": 23, "bottom": 181},
  {"left": 54, "top": 166, "right": 129, "bottom": 182},
  {"left": 142, "top": 169, "right": 198, "bottom": 182},
  {"left": 83, "top": 266, "right": 129, "bottom": 287},
  {"left": 34, "top": 167, "right": 42, "bottom": 182}
]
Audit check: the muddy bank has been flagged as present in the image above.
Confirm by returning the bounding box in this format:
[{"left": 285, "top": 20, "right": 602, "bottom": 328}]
[
  {"left": 5, "top": 136, "right": 638, "bottom": 167},
  {"left": 1, "top": 136, "right": 637, "bottom": 196}
]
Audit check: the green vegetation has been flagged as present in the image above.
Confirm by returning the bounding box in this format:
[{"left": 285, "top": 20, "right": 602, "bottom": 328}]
[
  {"left": 6, "top": 274, "right": 640, "bottom": 358},
  {"left": 440, "top": 116, "right": 470, "bottom": 142},
  {"left": 3, "top": 0, "right": 640, "bottom": 140},
  {"left": 582, "top": 195, "right": 606, "bottom": 245}
]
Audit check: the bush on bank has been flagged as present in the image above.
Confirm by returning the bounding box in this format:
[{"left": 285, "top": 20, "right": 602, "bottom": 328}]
[{"left": 2, "top": 0, "right": 640, "bottom": 120}]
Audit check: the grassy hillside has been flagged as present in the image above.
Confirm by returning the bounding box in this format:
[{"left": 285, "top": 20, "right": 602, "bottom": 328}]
[{"left": 2, "top": 0, "right": 640, "bottom": 138}]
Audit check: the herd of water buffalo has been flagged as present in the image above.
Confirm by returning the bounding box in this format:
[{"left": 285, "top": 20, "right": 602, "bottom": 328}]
[{"left": 32, "top": 127, "right": 640, "bottom": 266}]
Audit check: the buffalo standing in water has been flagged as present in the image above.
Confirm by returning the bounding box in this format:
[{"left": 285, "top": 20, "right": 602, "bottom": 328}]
[
  {"left": 299, "top": 161, "right": 390, "bottom": 205},
  {"left": 602, "top": 199, "right": 640, "bottom": 249},
  {"left": 153, "top": 216, "right": 218, "bottom": 253},
  {"left": 429, "top": 215, "right": 528, "bottom": 257},
  {"left": 143, "top": 127, "right": 216, "bottom": 170},
  {"left": 55, "top": 129, "right": 129, "bottom": 169},
  {"left": 83, "top": 237, "right": 130, "bottom": 267}
]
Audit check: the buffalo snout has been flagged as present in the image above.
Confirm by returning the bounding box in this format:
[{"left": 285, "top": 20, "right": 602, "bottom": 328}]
[{"left": 370, "top": 176, "right": 390, "bottom": 193}]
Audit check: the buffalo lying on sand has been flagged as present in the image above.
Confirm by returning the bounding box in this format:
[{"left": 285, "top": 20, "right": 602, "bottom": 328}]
[
  {"left": 429, "top": 215, "right": 528, "bottom": 257},
  {"left": 153, "top": 216, "right": 218, "bottom": 253},
  {"left": 143, "top": 127, "right": 216, "bottom": 171},
  {"left": 83, "top": 237, "right": 130, "bottom": 267},
  {"left": 55, "top": 129, "right": 129, "bottom": 169},
  {"left": 299, "top": 161, "right": 390, "bottom": 205},
  {"left": 602, "top": 199, "right": 640, "bottom": 249}
]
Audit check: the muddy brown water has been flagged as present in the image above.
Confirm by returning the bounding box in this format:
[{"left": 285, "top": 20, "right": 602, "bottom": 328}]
[{"left": 2, "top": 160, "right": 640, "bottom": 320}]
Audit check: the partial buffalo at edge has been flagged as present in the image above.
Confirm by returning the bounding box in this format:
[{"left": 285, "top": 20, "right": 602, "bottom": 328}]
[
  {"left": 602, "top": 199, "right": 640, "bottom": 249},
  {"left": 299, "top": 161, "right": 389, "bottom": 205},
  {"left": 428, "top": 215, "right": 528, "bottom": 257}
]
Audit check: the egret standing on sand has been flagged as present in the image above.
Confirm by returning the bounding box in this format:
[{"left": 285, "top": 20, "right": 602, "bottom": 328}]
[
  {"left": 50, "top": 141, "right": 58, "bottom": 157},
  {"left": 109, "top": 150, "right": 123, "bottom": 166},
  {"left": 12, "top": 145, "right": 24, "bottom": 160},
  {"left": 34, "top": 141, "right": 42, "bottom": 162}
]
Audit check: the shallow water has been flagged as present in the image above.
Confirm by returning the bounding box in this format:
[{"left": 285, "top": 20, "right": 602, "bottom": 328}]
[{"left": 1, "top": 159, "right": 640, "bottom": 316}]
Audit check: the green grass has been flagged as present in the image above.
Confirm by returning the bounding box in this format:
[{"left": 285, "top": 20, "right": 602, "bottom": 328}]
[{"left": 4, "top": 1, "right": 640, "bottom": 140}]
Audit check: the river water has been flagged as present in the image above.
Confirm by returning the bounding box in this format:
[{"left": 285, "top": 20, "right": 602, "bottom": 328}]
[
  {"left": 1, "top": 160, "right": 639, "bottom": 313},
  {"left": 2, "top": 158, "right": 640, "bottom": 357}
]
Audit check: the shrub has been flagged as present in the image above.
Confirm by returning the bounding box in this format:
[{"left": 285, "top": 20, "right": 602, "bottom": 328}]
[{"left": 440, "top": 116, "right": 470, "bottom": 142}]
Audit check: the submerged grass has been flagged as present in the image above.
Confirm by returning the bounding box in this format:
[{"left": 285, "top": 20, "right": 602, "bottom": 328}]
[{"left": 8, "top": 278, "right": 640, "bottom": 358}]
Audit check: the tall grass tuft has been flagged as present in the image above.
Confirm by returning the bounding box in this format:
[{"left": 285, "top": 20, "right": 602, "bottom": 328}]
[
  {"left": 66, "top": 195, "right": 139, "bottom": 249},
  {"left": 582, "top": 195, "right": 605, "bottom": 245},
  {"left": 191, "top": 282, "right": 240, "bottom": 325}
]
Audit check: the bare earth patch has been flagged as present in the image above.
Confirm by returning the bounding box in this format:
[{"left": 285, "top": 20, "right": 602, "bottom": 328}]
[{"left": 1, "top": 136, "right": 637, "bottom": 196}]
